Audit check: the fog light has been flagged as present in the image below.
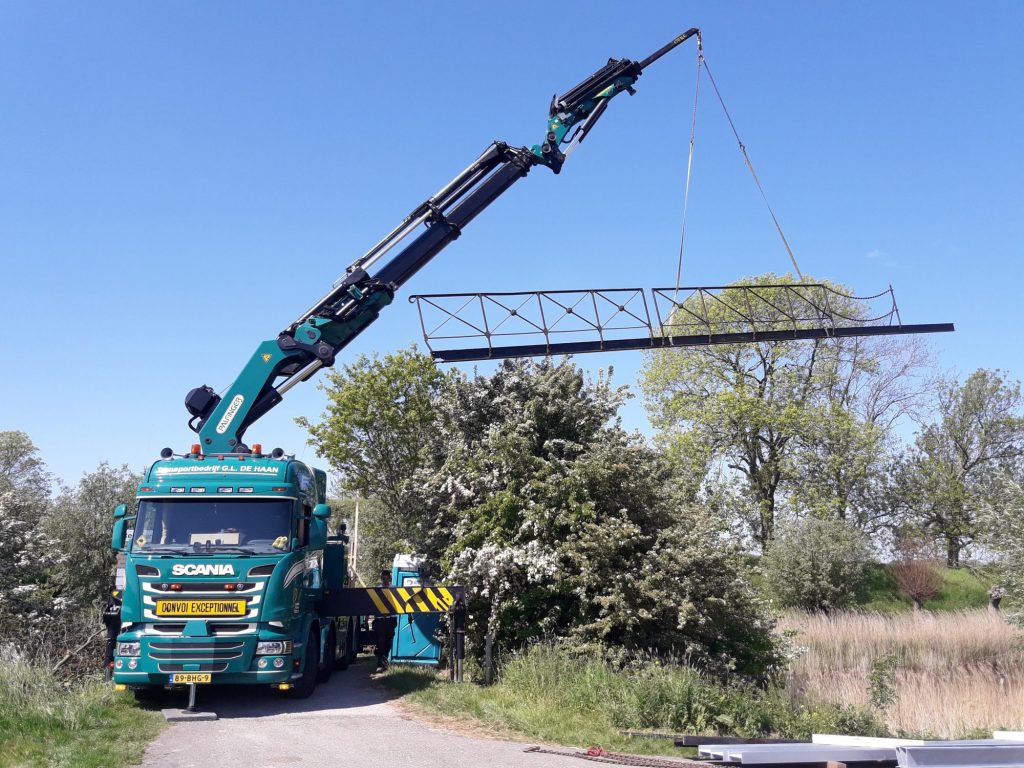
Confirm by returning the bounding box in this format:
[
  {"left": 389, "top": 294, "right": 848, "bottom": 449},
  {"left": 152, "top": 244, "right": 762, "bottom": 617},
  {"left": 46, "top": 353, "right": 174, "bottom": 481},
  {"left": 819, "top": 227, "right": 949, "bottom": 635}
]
[
  {"left": 258, "top": 658, "right": 268, "bottom": 669},
  {"left": 115, "top": 659, "right": 124, "bottom": 669},
  {"left": 273, "top": 657, "right": 285, "bottom": 669},
  {"left": 128, "top": 659, "right": 138, "bottom": 670}
]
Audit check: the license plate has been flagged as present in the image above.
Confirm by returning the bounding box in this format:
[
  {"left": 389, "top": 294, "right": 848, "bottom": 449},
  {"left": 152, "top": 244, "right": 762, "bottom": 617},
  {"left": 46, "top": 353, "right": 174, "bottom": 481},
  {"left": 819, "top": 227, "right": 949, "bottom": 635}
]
[
  {"left": 170, "top": 673, "right": 212, "bottom": 684},
  {"left": 156, "top": 599, "right": 247, "bottom": 617}
]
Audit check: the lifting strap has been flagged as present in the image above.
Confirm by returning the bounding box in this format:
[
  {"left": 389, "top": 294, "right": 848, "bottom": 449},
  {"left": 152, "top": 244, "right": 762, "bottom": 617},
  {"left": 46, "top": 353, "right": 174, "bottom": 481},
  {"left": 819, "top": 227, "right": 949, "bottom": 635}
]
[
  {"left": 673, "top": 33, "right": 703, "bottom": 301},
  {"left": 700, "top": 55, "right": 804, "bottom": 281}
]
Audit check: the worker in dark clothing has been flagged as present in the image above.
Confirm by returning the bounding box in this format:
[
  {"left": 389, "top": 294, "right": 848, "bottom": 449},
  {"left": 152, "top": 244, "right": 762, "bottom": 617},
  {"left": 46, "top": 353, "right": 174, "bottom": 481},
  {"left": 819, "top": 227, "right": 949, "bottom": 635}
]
[
  {"left": 102, "top": 578, "right": 122, "bottom": 679},
  {"left": 373, "top": 569, "right": 397, "bottom": 673}
]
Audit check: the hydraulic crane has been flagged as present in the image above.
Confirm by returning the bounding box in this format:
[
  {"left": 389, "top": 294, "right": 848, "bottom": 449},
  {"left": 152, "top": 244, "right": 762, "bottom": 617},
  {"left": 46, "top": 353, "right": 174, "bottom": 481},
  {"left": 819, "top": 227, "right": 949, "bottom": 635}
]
[
  {"left": 112, "top": 26, "right": 952, "bottom": 705},
  {"left": 184, "top": 28, "right": 702, "bottom": 455}
]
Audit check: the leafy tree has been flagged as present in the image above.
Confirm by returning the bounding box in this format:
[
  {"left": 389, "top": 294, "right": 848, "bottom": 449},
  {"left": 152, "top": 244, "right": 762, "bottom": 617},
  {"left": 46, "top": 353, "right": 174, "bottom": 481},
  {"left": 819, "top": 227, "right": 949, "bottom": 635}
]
[
  {"left": 407, "top": 358, "right": 777, "bottom": 676},
  {"left": 761, "top": 517, "right": 874, "bottom": 612},
  {"left": 328, "top": 496, "right": 393, "bottom": 585},
  {"left": 0, "top": 430, "right": 52, "bottom": 523},
  {"left": 298, "top": 347, "right": 447, "bottom": 559},
  {"left": 641, "top": 275, "right": 929, "bottom": 546},
  {"left": 0, "top": 432, "right": 55, "bottom": 641},
  {"left": 299, "top": 347, "right": 445, "bottom": 509},
  {"left": 43, "top": 462, "right": 141, "bottom": 607},
  {"left": 895, "top": 369, "right": 1024, "bottom": 566},
  {"left": 979, "top": 470, "right": 1024, "bottom": 623}
]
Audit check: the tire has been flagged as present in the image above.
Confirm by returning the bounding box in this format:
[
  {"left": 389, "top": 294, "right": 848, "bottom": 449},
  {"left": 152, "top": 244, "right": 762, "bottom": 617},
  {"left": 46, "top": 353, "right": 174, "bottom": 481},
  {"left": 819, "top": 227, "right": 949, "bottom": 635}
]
[
  {"left": 286, "top": 629, "right": 319, "bottom": 699},
  {"left": 335, "top": 620, "right": 353, "bottom": 671},
  {"left": 317, "top": 624, "right": 335, "bottom": 683}
]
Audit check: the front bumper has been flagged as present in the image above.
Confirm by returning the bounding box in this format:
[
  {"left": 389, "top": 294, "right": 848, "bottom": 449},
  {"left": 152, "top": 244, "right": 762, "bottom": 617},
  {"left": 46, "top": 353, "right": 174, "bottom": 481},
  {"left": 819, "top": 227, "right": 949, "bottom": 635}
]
[{"left": 112, "top": 629, "right": 298, "bottom": 686}]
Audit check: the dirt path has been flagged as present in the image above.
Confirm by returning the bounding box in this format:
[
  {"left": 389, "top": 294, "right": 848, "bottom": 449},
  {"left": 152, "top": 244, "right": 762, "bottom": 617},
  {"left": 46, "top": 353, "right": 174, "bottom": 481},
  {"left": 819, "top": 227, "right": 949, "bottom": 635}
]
[{"left": 138, "top": 660, "right": 614, "bottom": 768}]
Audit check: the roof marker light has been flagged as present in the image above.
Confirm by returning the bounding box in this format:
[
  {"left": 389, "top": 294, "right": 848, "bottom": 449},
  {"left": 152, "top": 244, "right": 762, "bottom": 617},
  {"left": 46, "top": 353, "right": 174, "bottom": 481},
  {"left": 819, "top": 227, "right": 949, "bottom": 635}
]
[
  {"left": 218, "top": 487, "right": 233, "bottom": 493},
  {"left": 191, "top": 444, "right": 202, "bottom": 455},
  {"left": 170, "top": 487, "right": 185, "bottom": 494},
  {"left": 190, "top": 487, "right": 207, "bottom": 494},
  {"left": 238, "top": 487, "right": 254, "bottom": 493}
]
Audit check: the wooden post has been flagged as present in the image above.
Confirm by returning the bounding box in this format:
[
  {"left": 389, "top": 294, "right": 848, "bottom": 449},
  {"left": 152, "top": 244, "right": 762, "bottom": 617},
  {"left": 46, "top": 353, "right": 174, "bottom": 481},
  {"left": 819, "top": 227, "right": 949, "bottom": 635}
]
[{"left": 481, "top": 634, "right": 493, "bottom": 688}]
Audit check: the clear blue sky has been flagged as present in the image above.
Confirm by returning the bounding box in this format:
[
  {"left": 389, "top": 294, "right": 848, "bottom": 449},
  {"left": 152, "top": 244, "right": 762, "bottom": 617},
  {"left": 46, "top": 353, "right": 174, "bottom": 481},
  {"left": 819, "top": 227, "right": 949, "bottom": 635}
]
[{"left": 2, "top": 2, "right": 1022, "bottom": 488}]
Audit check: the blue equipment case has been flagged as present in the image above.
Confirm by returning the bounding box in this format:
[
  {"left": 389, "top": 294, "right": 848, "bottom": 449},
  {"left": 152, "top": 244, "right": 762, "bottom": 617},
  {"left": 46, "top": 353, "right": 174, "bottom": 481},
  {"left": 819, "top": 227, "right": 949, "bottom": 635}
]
[{"left": 390, "top": 555, "right": 443, "bottom": 666}]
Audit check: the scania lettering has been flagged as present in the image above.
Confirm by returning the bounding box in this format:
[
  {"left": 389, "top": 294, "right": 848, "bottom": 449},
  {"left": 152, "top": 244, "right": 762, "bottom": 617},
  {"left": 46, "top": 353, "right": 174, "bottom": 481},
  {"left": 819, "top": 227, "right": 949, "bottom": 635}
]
[{"left": 170, "top": 564, "right": 236, "bottom": 577}]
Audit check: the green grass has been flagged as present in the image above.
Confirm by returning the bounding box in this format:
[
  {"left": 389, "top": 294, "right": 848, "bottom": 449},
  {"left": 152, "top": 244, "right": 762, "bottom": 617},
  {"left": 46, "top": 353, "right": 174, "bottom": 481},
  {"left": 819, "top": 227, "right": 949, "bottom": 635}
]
[
  {"left": 379, "top": 644, "right": 883, "bottom": 756},
  {"left": 860, "top": 563, "right": 996, "bottom": 613},
  {"left": 0, "top": 661, "right": 165, "bottom": 768}
]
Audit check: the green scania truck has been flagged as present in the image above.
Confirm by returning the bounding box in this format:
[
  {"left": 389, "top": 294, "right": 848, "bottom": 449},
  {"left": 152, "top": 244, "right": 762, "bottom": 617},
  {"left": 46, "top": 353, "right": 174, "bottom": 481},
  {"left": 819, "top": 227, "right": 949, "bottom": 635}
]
[
  {"left": 109, "top": 27, "right": 704, "bottom": 700},
  {"left": 111, "top": 446, "right": 353, "bottom": 699}
]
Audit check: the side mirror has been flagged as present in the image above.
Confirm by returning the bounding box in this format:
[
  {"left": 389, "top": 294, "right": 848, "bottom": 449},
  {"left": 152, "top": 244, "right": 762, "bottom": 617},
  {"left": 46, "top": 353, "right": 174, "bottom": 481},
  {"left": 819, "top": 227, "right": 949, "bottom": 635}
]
[
  {"left": 309, "top": 518, "right": 328, "bottom": 550},
  {"left": 113, "top": 504, "right": 128, "bottom": 519},
  {"left": 112, "top": 519, "right": 128, "bottom": 552},
  {"left": 313, "top": 503, "right": 331, "bottom": 520}
]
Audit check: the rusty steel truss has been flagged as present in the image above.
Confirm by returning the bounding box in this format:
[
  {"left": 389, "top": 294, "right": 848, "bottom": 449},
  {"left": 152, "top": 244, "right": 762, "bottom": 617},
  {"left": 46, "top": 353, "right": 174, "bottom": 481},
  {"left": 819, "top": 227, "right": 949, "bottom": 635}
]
[{"left": 408, "top": 284, "right": 954, "bottom": 363}]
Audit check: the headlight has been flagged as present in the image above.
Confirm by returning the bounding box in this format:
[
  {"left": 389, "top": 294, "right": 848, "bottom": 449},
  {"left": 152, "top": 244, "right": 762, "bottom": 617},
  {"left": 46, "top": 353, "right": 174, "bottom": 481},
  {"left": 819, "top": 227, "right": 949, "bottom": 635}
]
[
  {"left": 117, "top": 641, "right": 141, "bottom": 657},
  {"left": 256, "top": 640, "right": 293, "bottom": 656}
]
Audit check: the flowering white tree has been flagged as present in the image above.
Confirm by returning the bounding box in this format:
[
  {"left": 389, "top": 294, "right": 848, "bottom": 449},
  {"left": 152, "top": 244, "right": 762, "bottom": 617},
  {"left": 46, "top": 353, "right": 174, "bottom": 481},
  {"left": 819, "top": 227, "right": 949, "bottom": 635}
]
[{"left": 406, "top": 359, "right": 777, "bottom": 676}]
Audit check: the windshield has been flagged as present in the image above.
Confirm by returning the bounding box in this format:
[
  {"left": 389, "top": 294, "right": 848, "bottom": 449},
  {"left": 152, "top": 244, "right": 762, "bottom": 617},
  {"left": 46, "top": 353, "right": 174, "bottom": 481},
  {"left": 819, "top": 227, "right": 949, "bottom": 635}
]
[{"left": 131, "top": 499, "right": 293, "bottom": 555}]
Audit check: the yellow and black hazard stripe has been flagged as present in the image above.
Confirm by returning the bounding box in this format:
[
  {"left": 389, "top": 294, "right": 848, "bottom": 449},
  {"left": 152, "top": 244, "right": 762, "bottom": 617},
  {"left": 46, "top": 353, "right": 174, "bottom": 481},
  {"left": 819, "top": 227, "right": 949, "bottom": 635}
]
[
  {"left": 322, "top": 585, "right": 465, "bottom": 617},
  {"left": 366, "top": 587, "right": 457, "bottom": 615}
]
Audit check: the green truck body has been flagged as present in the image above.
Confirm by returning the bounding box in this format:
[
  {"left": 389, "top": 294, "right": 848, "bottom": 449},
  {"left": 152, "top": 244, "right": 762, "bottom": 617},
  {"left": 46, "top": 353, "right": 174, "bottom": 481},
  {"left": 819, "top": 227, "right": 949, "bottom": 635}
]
[{"left": 111, "top": 450, "right": 351, "bottom": 697}]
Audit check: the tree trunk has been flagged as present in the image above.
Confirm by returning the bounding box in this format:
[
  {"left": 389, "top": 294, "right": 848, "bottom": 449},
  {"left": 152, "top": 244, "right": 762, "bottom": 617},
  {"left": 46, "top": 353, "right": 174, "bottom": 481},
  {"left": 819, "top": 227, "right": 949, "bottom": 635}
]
[
  {"left": 989, "top": 586, "right": 1005, "bottom": 613},
  {"left": 945, "top": 537, "right": 961, "bottom": 568}
]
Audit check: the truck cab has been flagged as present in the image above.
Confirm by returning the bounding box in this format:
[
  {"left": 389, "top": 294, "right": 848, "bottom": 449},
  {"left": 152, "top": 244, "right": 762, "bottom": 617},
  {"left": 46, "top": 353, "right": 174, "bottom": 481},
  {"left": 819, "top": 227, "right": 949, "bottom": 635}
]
[{"left": 111, "top": 447, "right": 350, "bottom": 698}]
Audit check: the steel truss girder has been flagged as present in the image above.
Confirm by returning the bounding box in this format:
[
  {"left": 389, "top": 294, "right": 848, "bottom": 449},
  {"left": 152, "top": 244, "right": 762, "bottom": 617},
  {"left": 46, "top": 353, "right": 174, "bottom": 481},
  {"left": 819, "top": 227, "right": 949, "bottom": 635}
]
[{"left": 409, "top": 284, "right": 954, "bottom": 363}]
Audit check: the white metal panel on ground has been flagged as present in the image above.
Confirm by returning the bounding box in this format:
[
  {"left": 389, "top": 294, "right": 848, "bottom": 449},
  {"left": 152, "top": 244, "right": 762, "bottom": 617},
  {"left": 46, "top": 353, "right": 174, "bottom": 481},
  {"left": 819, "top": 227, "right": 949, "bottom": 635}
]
[
  {"left": 698, "top": 736, "right": 1024, "bottom": 765},
  {"left": 697, "top": 743, "right": 897, "bottom": 764},
  {"left": 898, "top": 744, "right": 1024, "bottom": 767},
  {"left": 812, "top": 734, "right": 925, "bottom": 747}
]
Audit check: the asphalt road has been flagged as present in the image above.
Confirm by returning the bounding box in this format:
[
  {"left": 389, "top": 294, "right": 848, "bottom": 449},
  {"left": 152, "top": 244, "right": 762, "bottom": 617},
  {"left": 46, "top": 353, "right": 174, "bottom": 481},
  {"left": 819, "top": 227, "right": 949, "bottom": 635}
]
[{"left": 138, "top": 659, "right": 624, "bottom": 768}]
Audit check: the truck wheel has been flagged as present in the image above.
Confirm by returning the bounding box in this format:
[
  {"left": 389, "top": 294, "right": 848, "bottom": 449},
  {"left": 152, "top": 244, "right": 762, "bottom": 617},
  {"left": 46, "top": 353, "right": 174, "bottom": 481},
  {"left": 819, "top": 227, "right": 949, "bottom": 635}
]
[
  {"left": 317, "top": 624, "right": 335, "bottom": 683},
  {"left": 336, "top": 620, "right": 353, "bottom": 671},
  {"left": 286, "top": 629, "right": 319, "bottom": 699}
]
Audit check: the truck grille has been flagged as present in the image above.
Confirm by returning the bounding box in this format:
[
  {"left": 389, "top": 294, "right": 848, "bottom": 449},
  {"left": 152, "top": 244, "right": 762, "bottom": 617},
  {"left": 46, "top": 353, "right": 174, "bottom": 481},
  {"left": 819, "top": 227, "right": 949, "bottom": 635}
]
[
  {"left": 158, "top": 662, "right": 229, "bottom": 673},
  {"left": 149, "top": 639, "right": 244, "bottom": 671},
  {"left": 210, "top": 622, "right": 255, "bottom": 635}
]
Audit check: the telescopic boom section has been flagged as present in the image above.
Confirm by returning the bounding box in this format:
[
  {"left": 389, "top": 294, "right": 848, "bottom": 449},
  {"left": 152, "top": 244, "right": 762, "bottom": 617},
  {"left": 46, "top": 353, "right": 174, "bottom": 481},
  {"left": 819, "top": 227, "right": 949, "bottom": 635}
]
[{"left": 183, "top": 28, "right": 702, "bottom": 454}]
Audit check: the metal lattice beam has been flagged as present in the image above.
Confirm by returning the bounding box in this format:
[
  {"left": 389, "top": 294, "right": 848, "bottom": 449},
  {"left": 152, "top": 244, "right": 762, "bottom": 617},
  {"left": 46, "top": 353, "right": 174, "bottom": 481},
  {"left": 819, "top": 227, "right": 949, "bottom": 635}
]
[{"left": 408, "top": 285, "right": 954, "bottom": 363}]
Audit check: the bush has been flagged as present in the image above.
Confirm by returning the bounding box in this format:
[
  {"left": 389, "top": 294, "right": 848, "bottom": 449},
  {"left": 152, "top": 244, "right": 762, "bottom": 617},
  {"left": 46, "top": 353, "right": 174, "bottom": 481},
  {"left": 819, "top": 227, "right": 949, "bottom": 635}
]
[{"left": 762, "top": 518, "right": 873, "bottom": 612}]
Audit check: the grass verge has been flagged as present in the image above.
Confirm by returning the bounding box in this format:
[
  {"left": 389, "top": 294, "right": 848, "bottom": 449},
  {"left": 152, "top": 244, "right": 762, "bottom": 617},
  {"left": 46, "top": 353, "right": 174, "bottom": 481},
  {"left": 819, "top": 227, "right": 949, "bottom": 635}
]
[
  {"left": 0, "top": 660, "right": 165, "bottom": 768},
  {"left": 379, "top": 644, "right": 882, "bottom": 757}
]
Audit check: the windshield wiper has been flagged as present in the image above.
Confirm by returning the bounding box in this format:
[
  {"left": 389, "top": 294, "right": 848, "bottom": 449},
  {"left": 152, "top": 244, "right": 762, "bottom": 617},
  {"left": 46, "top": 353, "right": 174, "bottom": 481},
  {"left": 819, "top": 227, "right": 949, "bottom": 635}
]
[
  {"left": 202, "top": 545, "right": 257, "bottom": 554},
  {"left": 141, "top": 546, "right": 191, "bottom": 554}
]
